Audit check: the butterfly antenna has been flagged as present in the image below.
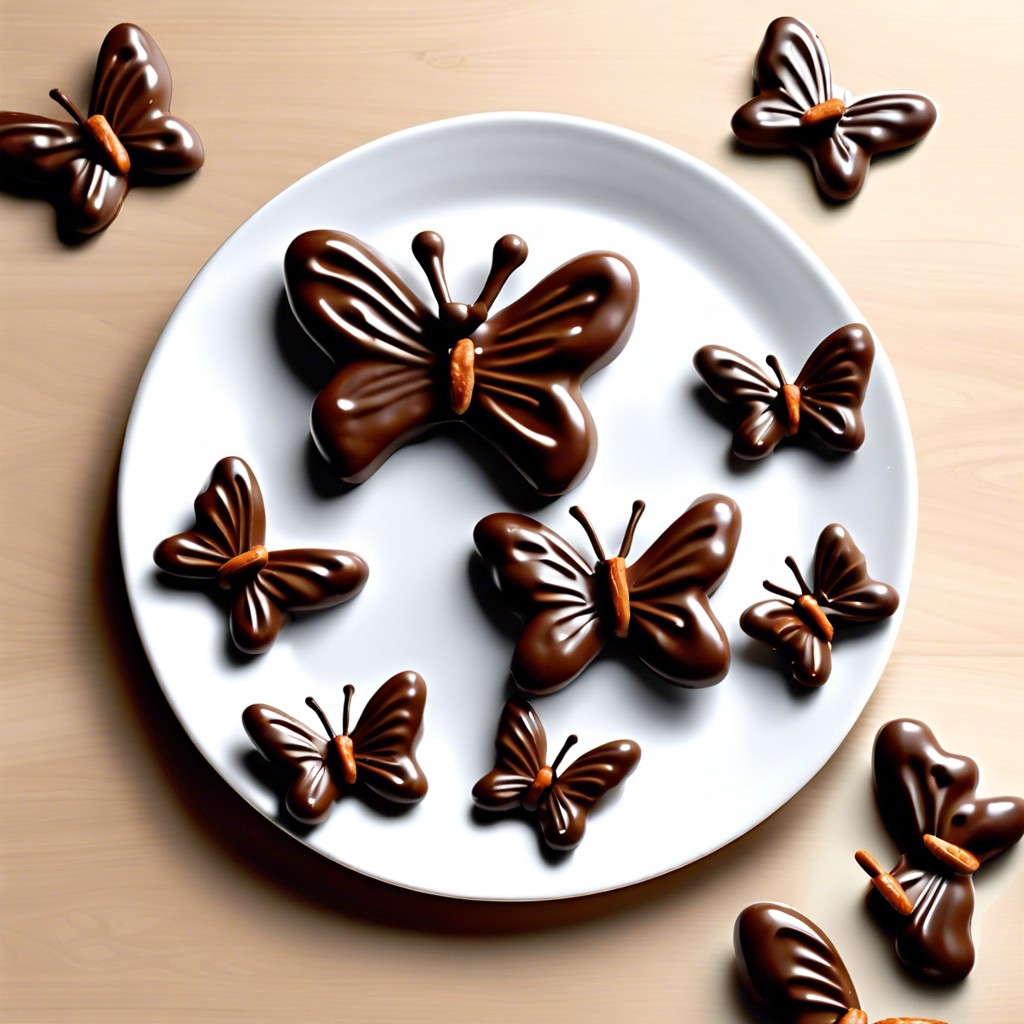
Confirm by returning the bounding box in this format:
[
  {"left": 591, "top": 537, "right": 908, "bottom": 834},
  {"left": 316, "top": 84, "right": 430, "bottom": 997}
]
[
  {"left": 762, "top": 579, "right": 801, "bottom": 601},
  {"left": 569, "top": 506, "right": 607, "bottom": 561},
  {"left": 785, "top": 555, "right": 813, "bottom": 597},
  {"left": 473, "top": 235, "right": 528, "bottom": 312},
  {"left": 48, "top": 88, "right": 88, "bottom": 130},
  {"left": 341, "top": 684, "right": 356, "bottom": 736},
  {"left": 765, "top": 354, "right": 789, "bottom": 389},
  {"left": 617, "top": 500, "right": 647, "bottom": 559},
  {"left": 305, "top": 697, "right": 337, "bottom": 738},
  {"left": 411, "top": 231, "right": 452, "bottom": 308},
  {"left": 551, "top": 734, "right": 579, "bottom": 775}
]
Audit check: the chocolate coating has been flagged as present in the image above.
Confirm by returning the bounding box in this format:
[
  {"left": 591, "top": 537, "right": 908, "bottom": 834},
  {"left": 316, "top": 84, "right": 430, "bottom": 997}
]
[
  {"left": 869, "top": 719, "right": 1024, "bottom": 982},
  {"left": 0, "top": 23, "right": 203, "bottom": 237},
  {"left": 731, "top": 17, "right": 937, "bottom": 200},
  {"left": 283, "top": 230, "right": 638, "bottom": 496}
]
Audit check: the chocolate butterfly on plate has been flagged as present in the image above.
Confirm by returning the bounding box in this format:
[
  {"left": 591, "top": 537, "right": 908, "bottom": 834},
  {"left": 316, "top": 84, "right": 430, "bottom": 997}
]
[
  {"left": 0, "top": 23, "right": 204, "bottom": 238},
  {"left": 471, "top": 698, "right": 639, "bottom": 851},
  {"left": 474, "top": 494, "right": 741, "bottom": 694},
  {"left": 243, "top": 672, "right": 428, "bottom": 824},
  {"left": 854, "top": 719, "right": 1024, "bottom": 983},
  {"left": 739, "top": 523, "right": 898, "bottom": 687},
  {"left": 283, "top": 229, "right": 638, "bottom": 496},
  {"left": 153, "top": 456, "right": 368, "bottom": 654},
  {"left": 731, "top": 16, "right": 937, "bottom": 201},
  {"left": 735, "top": 902, "right": 949, "bottom": 1024},
  {"left": 693, "top": 324, "right": 874, "bottom": 460}
]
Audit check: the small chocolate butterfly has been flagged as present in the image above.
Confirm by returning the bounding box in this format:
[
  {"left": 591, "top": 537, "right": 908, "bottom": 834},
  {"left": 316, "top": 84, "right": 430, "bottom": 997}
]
[
  {"left": 283, "top": 230, "right": 638, "bottom": 496},
  {"left": 855, "top": 719, "right": 1024, "bottom": 983},
  {"left": 740, "top": 523, "right": 898, "bottom": 687},
  {"left": 472, "top": 698, "right": 639, "bottom": 851},
  {"left": 693, "top": 324, "right": 874, "bottom": 460},
  {"left": 153, "top": 456, "right": 368, "bottom": 654},
  {"left": 731, "top": 16, "right": 937, "bottom": 200},
  {"left": 735, "top": 901, "right": 949, "bottom": 1024},
  {"left": 243, "top": 672, "right": 428, "bottom": 824},
  {"left": 474, "top": 494, "right": 741, "bottom": 694},
  {"left": 0, "top": 23, "right": 204, "bottom": 238}
]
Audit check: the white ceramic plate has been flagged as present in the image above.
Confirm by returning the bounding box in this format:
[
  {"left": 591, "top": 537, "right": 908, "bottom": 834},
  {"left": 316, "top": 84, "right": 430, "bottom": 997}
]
[{"left": 118, "top": 113, "right": 915, "bottom": 901}]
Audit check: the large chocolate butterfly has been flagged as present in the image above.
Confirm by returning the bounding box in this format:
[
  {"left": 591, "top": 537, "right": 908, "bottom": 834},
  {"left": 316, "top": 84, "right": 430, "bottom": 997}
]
[
  {"left": 856, "top": 719, "right": 1024, "bottom": 983},
  {"left": 243, "top": 672, "right": 428, "bottom": 824},
  {"left": 474, "top": 495, "right": 741, "bottom": 694},
  {"left": 735, "top": 902, "right": 949, "bottom": 1024},
  {"left": 693, "top": 324, "right": 874, "bottom": 460},
  {"left": 0, "top": 23, "right": 204, "bottom": 237},
  {"left": 731, "top": 17, "right": 937, "bottom": 201},
  {"left": 153, "top": 456, "right": 368, "bottom": 654},
  {"left": 283, "top": 230, "right": 638, "bottom": 496},
  {"left": 740, "top": 523, "right": 898, "bottom": 687},
  {"left": 471, "top": 698, "right": 639, "bottom": 851}
]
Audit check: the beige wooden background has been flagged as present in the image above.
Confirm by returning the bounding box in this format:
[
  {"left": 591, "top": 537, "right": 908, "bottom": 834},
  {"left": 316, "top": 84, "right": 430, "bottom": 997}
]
[{"left": 2, "top": 1, "right": 1021, "bottom": 1021}]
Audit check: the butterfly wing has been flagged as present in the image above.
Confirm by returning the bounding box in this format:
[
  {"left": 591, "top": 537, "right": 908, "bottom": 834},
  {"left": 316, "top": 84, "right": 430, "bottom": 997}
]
[
  {"left": 537, "top": 740, "right": 640, "bottom": 851},
  {"left": 241, "top": 704, "right": 339, "bottom": 824},
  {"left": 625, "top": 494, "right": 741, "bottom": 685},
  {"left": 90, "top": 23, "right": 204, "bottom": 176},
  {"left": 474, "top": 513, "right": 607, "bottom": 694},
  {"left": 813, "top": 523, "right": 899, "bottom": 623},
  {"left": 692, "top": 345, "right": 788, "bottom": 459},
  {"left": 284, "top": 230, "right": 446, "bottom": 481},
  {"left": 465, "top": 251, "right": 638, "bottom": 496},
  {"left": 229, "top": 548, "right": 369, "bottom": 655},
  {"left": 471, "top": 698, "right": 547, "bottom": 811},
  {"left": 153, "top": 456, "right": 265, "bottom": 578},
  {"left": 740, "top": 601, "right": 832, "bottom": 687}
]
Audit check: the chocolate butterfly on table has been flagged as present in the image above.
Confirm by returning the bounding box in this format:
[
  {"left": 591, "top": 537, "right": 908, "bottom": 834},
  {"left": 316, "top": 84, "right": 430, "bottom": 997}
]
[
  {"left": 854, "top": 719, "right": 1024, "bottom": 983},
  {"left": 153, "top": 456, "right": 368, "bottom": 654},
  {"left": 471, "top": 698, "right": 639, "bottom": 851},
  {"left": 731, "top": 16, "right": 937, "bottom": 201},
  {"left": 474, "top": 494, "right": 741, "bottom": 695},
  {"left": 740, "top": 523, "right": 898, "bottom": 687},
  {"left": 243, "top": 672, "right": 428, "bottom": 824},
  {"left": 0, "top": 23, "right": 204, "bottom": 238},
  {"left": 735, "top": 902, "right": 949, "bottom": 1024},
  {"left": 283, "top": 229, "right": 638, "bottom": 496},
  {"left": 693, "top": 324, "right": 874, "bottom": 460}
]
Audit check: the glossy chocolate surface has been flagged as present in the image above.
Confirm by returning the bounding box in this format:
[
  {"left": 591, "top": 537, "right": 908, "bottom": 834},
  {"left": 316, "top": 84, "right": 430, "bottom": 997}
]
[
  {"left": 243, "top": 671, "right": 428, "bottom": 824},
  {"left": 154, "top": 456, "right": 368, "bottom": 654},
  {"left": 471, "top": 698, "right": 639, "bottom": 851},
  {"left": 474, "top": 494, "right": 741, "bottom": 694},
  {"left": 731, "top": 17, "right": 937, "bottom": 201},
  {"left": 283, "top": 230, "right": 638, "bottom": 496},
  {"left": 693, "top": 324, "right": 874, "bottom": 459},
  {"left": 0, "top": 23, "right": 203, "bottom": 237},
  {"left": 740, "top": 523, "right": 898, "bottom": 687},
  {"left": 869, "top": 719, "right": 1024, "bottom": 982}
]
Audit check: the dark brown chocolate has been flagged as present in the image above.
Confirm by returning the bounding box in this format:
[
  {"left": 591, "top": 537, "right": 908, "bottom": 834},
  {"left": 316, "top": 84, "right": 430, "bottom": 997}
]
[
  {"left": 740, "top": 523, "right": 898, "bottom": 687},
  {"left": 867, "top": 719, "right": 1024, "bottom": 982},
  {"left": 471, "top": 698, "right": 639, "bottom": 851},
  {"left": 282, "top": 230, "right": 638, "bottom": 496},
  {"left": 474, "top": 495, "right": 741, "bottom": 694},
  {"left": 243, "top": 672, "right": 428, "bottom": 824},
  {"left": 693, "top": 325, "right": 874, "bottom": 459},
  {"left": 731, "top": 17, "right": 937, "bottom": 201},
  {"left": 0, "top": 23, "right": 203, "bottom": 237},
  {"left": 154, "top": 456, "right": 368, "bottom": 654}
]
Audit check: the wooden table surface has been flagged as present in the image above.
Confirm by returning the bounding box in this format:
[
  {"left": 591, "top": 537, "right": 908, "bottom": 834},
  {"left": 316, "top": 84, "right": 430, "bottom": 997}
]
[{"left": 2, "top": 1, "right": 1021, "bottom": 1021}]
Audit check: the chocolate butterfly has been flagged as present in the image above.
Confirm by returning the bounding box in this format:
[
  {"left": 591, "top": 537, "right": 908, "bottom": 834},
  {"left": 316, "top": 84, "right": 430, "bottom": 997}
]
[
  {"left": 693, "top": 324, "right": 874, "bottom": 460},
  {"left": 0, "top": 23, "right": 204, "bottom": 238},
  {"left": 735, "top": 902, "right": 949, "bottom": 1024},
  {"left": 731, "top": 17, "right": 937, "bottom": 201},
  {"left": 243, "top": 672, "right": 428, "bottom": 824},
  {"left": 471, "top": 698, "right": 639, "bottom": 851},
  {"left": 283, "top": 230, "right": 638, "bottom": 496},
  {"left": 474, "top": 495, "right": 741, "bottom": 694},
  {"left": 856, "top": 719, "right": 1024, "bottom": 982},
  {"left": 153, "top": 456, "right": 368, "bottom": 654},
  {"left": 740, "top": 523, "right": 898, "bottom": 687}
]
